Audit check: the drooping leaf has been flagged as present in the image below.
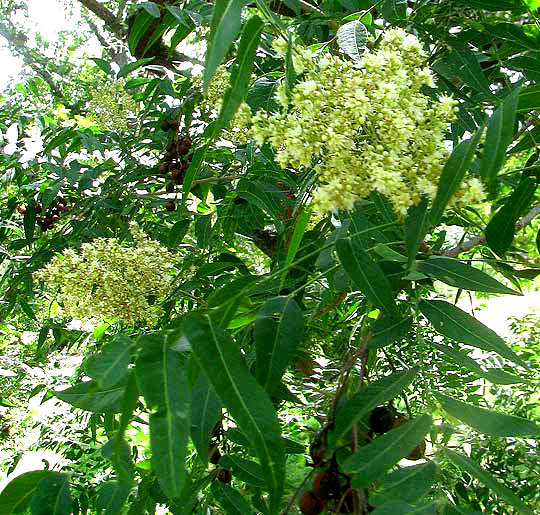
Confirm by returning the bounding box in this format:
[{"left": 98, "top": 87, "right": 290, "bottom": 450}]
[
  {"left": 140, "top": 1, "right": 161, "bottom": 17},
  {"left": 184, "top": 314, "right": 285, "bottom": 512},
  {"left": 54, "top": 380, "right": 124, "bottom": 413},
  {"left": 436, "top": 393, "right": 540, "bottom": 437},
  {"left": 485, "top": 177, "right": 537, "bottom": 256},
  {"left": 190, "top": 372, "right": 222, "bottom": 465},
  {"left": 367, "top": 316, "right": 413, "bottom": 350},
  {"left": 336, "top": 237, "right": 398, "bottom": 316},
  {"left": 329, "top": 368, "right": 419, "bottom": 452},
  {"left": 215, "top": 16, "right": 263, "bottom": 132},
  {"left": 85, "top": 334, "right": 133, "bottom": 388},
  {"left": 419, "top": 300, "right": 527, "bottom": 367},
  {"left": 30, "top": 473, "right": 71, "bottom": 515},
  {"left": 479, "top": 87, "right": 520, "bottom": 182},
  {"left": 255, "top": 296, "right": 304, "bottom": 394},
  {"left": 0, "top": 470, "right": 51, "bottom": 515},
  {"left": 369, "top": 462, "right": 437, "bottom": 506},
  {"left": 135, "top": 333, "right": 190, "bottom": 499},
  {"left": 203, "top": 0, "right": 249, "bottom": 89},
  {"left": 405, "top": 197, "right": 430, "bottom": 268},
  {"left": 117, "top": 58, "right": 156, "bottom": 79},
  {"left": 336, "top": 20, "right": 368, "bottom": 62},
  {"left": 443, "top": 449, "right": 534, "bottom": 515},
  {"left": 344, "top": 414, "right": 432, "bottom": 486},
  {"left": 210, "top": 482, "right": 256, "bottom": 515},
  {"left": 432, "top": 343, "right": 530, "bottom": 385},
  {"left": 416, "top": 256, "right": 520, "bottom": 295},
  {"left": 510, "top": 125, "right": 540, "bottom": 153},
  {"left": 95, "top": 480, "right": 132, "bottom": 515},
  {"left": 517, "top": 83, "right": 540, "bottom": 111},
  {"left": 430, "top": 131, "right": 482, "bottom": 225}
]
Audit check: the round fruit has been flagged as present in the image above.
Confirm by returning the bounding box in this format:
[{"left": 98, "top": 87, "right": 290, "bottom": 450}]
[
  {"left": 165, "top": 201, "right": 176, "bottom": 212},
  {"left": 177, "top": 136, "right": 192, "bottom": 155},
  {"left": 57, "top": 202, "right": 65, "bottom": 211},
  {"left": 36, "top": 202, "right": 42, "bottom": 213},
  {"left": 369, "top": 406, "right": 396, "bottom": 434},
  {"left": 17, "top": 205, "right": 26, "bottom": 214},
  {"left": 160, "top": 120, "right": 171, "bottom": 131},
  {"left": 312, "top": 470, "right": 340, "bottom": 500},
  {"left": 217, "top": 468, "right": 232, "bottom": 483},
  {"left": 209, "top": 447, "right": 221, "bottom": 465},
  {"left": 298, "top": 491, "right": 325, "bottom": 515},
  {"left": 51, "top": 215, "right": 59, "bottom": 222},
  {"left": 159, "top": 162, "right": 168, "bottom": 175},
  {"left": 166, "top": 182, "right": 175, "bottom": 193}
]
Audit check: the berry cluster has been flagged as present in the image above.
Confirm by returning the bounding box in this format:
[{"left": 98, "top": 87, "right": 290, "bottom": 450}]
[
  {"left": 158, "top": 118, "right": 192, "bottom": 212},
  {"left": 17, "top": 198, "right": 67, "bottom": 232}
]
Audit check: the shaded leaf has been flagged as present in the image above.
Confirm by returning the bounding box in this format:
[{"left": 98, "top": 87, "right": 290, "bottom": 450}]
[
  {"left": 443, "top": 449, "right": 534, "bottom": 515},
  {"left": 0, "top": 470, "right": 51, "bottom": 515},
  {"left": 210, "top": 482, "right": 256, "bottom": 515},
  {"left": 135, "top": 333, "right": 190, "bottom": 499},
  {"left": 367, "top": 316, "right": 413, "bottom": 350},
  {"left": 95, "top": 480, "right": 131, "bottom": 515},
  {"left": 54, "top": 380, "right": 124, "bottom": 413},
  {"left": 255, "top": 296, "right": 304, "bottom": 394},
  {"left": 184, "top": 314, "right": 285, "bottom": 512},
  {"left": 85, "top": 334, "right": 133, "bottom": 389},
  {"left": 30, "top": 473, "right": 71, "bottom": 515},
  {"left": 336, "top": 237, "right": 398, "bottom": 316},
  {"left": 436, "top": 393, "right": 540, "bottom": 437},
  {"left": 416, "top": 256, "right": 520, "bottom": 295},
  {"left": 344, "top": 414, "right": 432, "bottom": 486},
  {"left": 405, "top": 197, "right": 430, "bottom": 269},
  {"left": 329, "top": 368, "right": 419, "bottom": 452},
  {"left": 419, "top": 300, "right": 527, "bottom": 367}
]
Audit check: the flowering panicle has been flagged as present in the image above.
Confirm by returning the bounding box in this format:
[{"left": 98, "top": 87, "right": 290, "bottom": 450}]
[
  {"left": 250, "top": 29, "right": 484, "bottom": 216},
  {"left": 34, "top": 223, "right": 176, "bottom": 327}
]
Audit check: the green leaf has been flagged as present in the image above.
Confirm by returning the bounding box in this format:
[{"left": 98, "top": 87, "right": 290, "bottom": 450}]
[
  {"left": 215, "top": 15, "right": 263, "bottom": 133},
  {"left": 336, "top": 20, "right": 368, "bottom": 62},
  {"left": 135, "top": 333, "right": 190, "bottom": 499},
  {"left": 54, "top": 380, "right": 124, "bottom": 413},
  {"left": 0, "top": 470, "right": 51, "bottom": 515},
  {"left": 517, "top": 84, "right": 540, "bottom": 111},
  {"left": 432, "top": 343, "right": 530, "bottom": 385},
  {"left": 210, "top": 482, "right": 256, "bottom": 515},
  {"left": 169, "top": 219, "right": 191, "bottom": 248},
  {"left": 443, "top": 449, "right": 534, "bottom": 515},
  {"left": 479, "top": 87, "right": 520, "bottom": 182},
  {"left": 344, "top": 414, "right": 432, "bottom": 486},
  {"left": 506, "top": 56, "right": 540, "bottom": 82},
  {"left": 23, "top": 205, "right": 36, "bottom": 242},
  {"left": 183, "top": 314, "right": 285, "bottom": 512},
  {"left": 419, "top": 300, "right": 527, "bottom": 367},
  {"left": 219, "top": 456, "right": 266, "bottom": 488},
  {"left": 416, "top": 256, "right": 520, "bottom": 295},
  {"left": 371, "top": 501, "right": 440, "bottom": 515},
  {"left": 336, "top": 237, "right": 398, "bottom": 316},
  {"left": 255, "top": 296, "right": 304, "bottom": 395},
  {"left": 30, "top": 472, "right": 71, "bottom": 515},
  {"left": 207, "top": 275, "right": 258, "bottom": 327},
  {"left": 90, "top": 57, "right": 111, "bottom": 75},
  {"left": 430, "top": 131, "right": 482, "bottom": 224},
  {"left": 140, "top": 1, "right": 161, "bottom": 17},
  {"left": 235, "top": 179, "right": 285, "bottom": 231},
  {"left": 329, "top": 368, "right": 419, "bottom": 452},
  {"left": 436, "top": 393, "right": 540, "bottom": 437},
  {"left": 85, "top": 334, "right": 133, "bottom": 389},
  {"left": 190, "top": 372, "right": 222, "bottom": 464},
  {"left": 95, "top": 480, "right": 131, "bottom": 515},
  {"left": 369, "top": 462, "right": 437, "bottom": 506},
  {"left": 509, "top": 125, "right": 540, "bottom": 153},
  {"left": 405, "top": 197, "right": 430, "bottom": 269},
  {"left": 117, "top": 58, "right": 155, "bottom": 79},
  {"left": 380, "top": 0, "right": 407, "bottom": 22},
  {"left": 367, "top": 316, "right": 413, "bottom": 350},
  {"left": 203, "top": 0, "right": 248, "bottom": 89},
  {"left": 485, "top": 177, "right": 537, "bottom": 256},
  {"left": 451, "top": 0, "right": 522, "bottom": 12},
  {"left": 284, "top": 206, "right": 312, "bottom": 271}
]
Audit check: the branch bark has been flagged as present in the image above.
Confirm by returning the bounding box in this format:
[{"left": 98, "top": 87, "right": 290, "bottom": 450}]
[{"left": 442, "top": 203, "right": 540, "bottom": 257}]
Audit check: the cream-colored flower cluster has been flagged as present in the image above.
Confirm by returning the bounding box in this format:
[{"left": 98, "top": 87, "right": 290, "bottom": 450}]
[
  {"left": 87, "top": 80, "right": 138, "bottom": 131},
  {"left": 34, "top": 223, "right": 176, "bottom": 327},
  {"left": 250, "top": 29, "right": 484, "bottom": 216}
]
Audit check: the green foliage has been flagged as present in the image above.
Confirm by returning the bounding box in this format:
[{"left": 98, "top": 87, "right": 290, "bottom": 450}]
[{"left": 2, "top": 0, "right": 540, "bottom": 514}]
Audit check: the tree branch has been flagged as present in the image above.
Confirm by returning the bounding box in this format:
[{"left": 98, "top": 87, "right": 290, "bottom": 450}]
[
  {"left": 442, "top": 203, "right": 540, "bottom": 257},
  {"left": 77, "top": 0, "right": 126, "bottom": 40}
]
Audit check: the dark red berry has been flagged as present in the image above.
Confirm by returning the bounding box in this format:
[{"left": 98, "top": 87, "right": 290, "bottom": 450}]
[
  {"left": 165, "top": 201, "right": 176, "bottom": 212},
  {"left": 17, "top": 205, "right": 26, "bottom": 214},
  {"left": 299, "top": 491, "right": 325, "bottom": 515},
  {"left": 166, "top": 182, "right": 175, "bottom": 193},
  {"left": 57, "top": 202, "right": 65, "bottom": 211},
  {"left": 369, "top": 406, "right": 396, "bottom": 434},
  {"left": 160, "top": 119, "right": 171, "bottom": 131},
  {"left": 36, "top": 203, "right": 42, "bottom": 213},
  {"left": 177, "top": 136, "right": 192, "bottom": 156},
  {"left": 312, "top": 470, "right": 340, "bottom": 500},
  {"left": 209, "top": 448, "right": 221, "bottom": 465},
  {"left": 51, "top": 215, "right": 59, "bottom": 222},
  {"left": 159, "top": 162, "right": 168, "bottom": 175},
  {"left": 217, "top": 468, "right": 232, "bottom": 483}
]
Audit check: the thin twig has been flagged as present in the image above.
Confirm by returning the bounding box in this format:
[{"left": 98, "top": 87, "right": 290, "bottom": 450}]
[{"left": 442, "top": 203, "right": 540, "bottom": 258}]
